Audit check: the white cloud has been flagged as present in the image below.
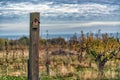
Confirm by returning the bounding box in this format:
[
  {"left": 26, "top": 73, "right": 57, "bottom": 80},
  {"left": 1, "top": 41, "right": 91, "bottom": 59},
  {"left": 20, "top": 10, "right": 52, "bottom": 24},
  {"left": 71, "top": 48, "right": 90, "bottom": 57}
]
[
  {"left": 77, "top": 21, "right": 120, "bottom": 27},
  {"left": 0, "top": 2, "right": 119, "bottom": 16},
  {"left": 0, "top": 22, "right": 28, "bottom": 30},
  {"left": 42, "top": 21, "right": 120, "bottom": 28},
  {"left": 41, "top": 21, "right": 120, "bottom": 33},
  {"left": 1, "top": 21, "right": 120, "bottom": 31},
  {"left": 0, "top": 21, "right": 120, "bottom": 35}
]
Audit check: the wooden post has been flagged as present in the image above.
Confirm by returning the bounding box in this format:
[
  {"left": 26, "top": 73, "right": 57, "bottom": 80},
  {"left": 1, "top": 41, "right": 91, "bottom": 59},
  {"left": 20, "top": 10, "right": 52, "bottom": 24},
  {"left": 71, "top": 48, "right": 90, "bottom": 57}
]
[
  {"left": 5, "top": 40, "right": 9, "bottom": 75},
  {"left": 45, "top": 30, "right": 50, "bottom": 76},
  {"left": 28, "top": 12, "right": 40, "bottom": 80}
]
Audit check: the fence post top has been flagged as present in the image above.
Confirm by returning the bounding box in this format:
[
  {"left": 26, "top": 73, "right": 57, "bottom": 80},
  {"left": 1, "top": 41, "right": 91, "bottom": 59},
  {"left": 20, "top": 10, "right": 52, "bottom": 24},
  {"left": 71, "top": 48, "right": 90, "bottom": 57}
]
[{"left": 30, "top": 12, "right": 40, "bottom": 14}]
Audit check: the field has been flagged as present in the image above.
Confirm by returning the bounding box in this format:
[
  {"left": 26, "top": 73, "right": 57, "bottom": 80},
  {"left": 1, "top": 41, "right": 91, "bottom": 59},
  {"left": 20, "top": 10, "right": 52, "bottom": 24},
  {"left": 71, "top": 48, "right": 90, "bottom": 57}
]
[
  {"left": 0, "top": 32, "right": 120, "bottom": 80},
  {"left": 0, "top": 49, "right": 120, "bottom": 80}
]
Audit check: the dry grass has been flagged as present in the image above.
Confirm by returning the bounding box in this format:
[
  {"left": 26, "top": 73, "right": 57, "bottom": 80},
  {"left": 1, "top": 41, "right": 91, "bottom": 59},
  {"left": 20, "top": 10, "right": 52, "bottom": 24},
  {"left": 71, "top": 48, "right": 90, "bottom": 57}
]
[{"left": 0, "top": 49, "right": 120, "bottom": 79}]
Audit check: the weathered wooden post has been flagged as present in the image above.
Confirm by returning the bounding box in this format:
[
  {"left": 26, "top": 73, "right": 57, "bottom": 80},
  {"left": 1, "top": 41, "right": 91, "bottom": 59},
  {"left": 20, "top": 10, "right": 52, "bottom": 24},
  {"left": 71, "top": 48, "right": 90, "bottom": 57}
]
[
  {"left": 28, "top": 12, "right": 40, "bottom": 80},
  {"left": 45, "top": 30, "right": 50, "bottom": 76},
  {"left": 5, "top": 40, "right": 9, "bottom": 75}
]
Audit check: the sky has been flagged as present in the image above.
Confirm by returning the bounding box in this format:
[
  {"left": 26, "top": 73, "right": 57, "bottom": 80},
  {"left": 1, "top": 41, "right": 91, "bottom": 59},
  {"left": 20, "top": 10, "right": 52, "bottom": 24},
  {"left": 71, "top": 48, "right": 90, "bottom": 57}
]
[{"left": 0, "top": 0, "right": 120, "bottom": 35}]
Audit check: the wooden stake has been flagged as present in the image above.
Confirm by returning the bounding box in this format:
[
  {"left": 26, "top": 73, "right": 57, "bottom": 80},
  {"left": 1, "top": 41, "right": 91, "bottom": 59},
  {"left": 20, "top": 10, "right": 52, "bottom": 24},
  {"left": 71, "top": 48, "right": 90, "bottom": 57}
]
[{"left": 28, "top": 12, "right": 40, "bottom": 80}]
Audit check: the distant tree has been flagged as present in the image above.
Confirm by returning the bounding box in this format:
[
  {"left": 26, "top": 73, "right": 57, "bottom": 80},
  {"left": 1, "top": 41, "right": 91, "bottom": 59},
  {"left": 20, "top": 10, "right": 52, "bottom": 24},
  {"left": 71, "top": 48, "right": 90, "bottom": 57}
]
[
  {"left": 0, "top": 38, "right": 6, "bottom": 50},
  {"left": 48, "top": 37, "right": 66, "bottom": 46},
  {"left": 39, "top": 38, "right": 46, "bottom": 45},
  {"left": 18, "top": 36, "right": 29, "bottom": 46}
]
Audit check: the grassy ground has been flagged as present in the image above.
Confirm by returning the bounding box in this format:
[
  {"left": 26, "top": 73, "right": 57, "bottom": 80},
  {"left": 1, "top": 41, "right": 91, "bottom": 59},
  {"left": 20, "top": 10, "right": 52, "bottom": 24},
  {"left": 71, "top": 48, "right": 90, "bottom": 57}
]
[
  {"left": 0, "top": 50, "right": 120, "bottom": 80},
  {"left": 0, "top": 76, "right": 27, "bottom": 80},
  {"left": 0, "top": 76, "right": 120, "bottom": 80}
]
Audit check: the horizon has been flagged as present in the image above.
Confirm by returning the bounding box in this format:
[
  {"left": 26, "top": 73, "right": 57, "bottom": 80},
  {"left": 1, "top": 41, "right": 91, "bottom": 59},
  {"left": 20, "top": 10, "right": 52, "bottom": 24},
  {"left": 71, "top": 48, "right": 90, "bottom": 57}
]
[{"left": 0, "top": 32, "right": 120, "bottom": 40}]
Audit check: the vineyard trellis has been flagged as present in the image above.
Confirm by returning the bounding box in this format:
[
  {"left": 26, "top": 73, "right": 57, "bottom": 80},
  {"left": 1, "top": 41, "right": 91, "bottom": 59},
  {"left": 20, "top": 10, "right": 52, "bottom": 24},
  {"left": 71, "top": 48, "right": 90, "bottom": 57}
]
[
  {"left": 0, "top": 31, "right": 120, "bottom": 79},
  {"left": 0, "top": 38, "right": 27, "bottom": 76}
]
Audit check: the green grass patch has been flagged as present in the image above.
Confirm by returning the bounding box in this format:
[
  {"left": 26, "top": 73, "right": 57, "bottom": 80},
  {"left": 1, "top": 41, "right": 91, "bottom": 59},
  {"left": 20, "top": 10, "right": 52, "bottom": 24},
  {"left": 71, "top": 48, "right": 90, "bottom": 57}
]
[{"left": 0, "top": 76, "right": 27, "bottom": 80}]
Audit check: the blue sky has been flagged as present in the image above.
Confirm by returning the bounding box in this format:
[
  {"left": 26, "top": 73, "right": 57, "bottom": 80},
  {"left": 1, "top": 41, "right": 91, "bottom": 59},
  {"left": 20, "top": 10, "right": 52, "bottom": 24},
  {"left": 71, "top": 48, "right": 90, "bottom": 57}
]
[{"left": 0, "top": 0, "right": 120, "bottom": 35}]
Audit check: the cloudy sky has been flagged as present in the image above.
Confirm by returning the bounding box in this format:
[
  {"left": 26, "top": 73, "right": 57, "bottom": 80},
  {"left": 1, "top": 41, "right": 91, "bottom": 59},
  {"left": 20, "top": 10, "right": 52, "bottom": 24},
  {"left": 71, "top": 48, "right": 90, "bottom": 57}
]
[{"left": 0, "top": 0, "right": 120, "bottom": 35}]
